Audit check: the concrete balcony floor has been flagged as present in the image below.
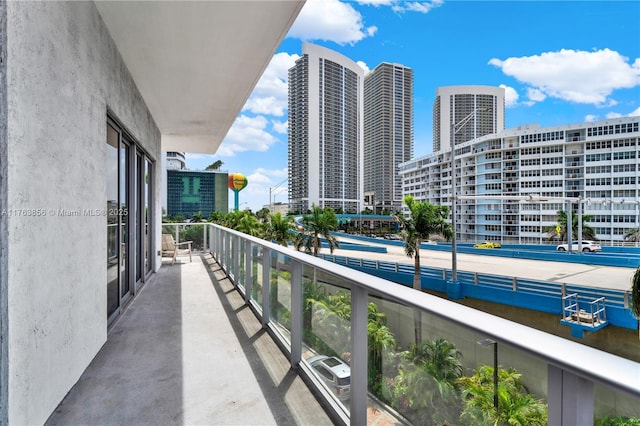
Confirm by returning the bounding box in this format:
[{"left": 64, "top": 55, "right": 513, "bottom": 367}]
[{"left": 46, "top": 254, "right": 333, "bottom": 425}]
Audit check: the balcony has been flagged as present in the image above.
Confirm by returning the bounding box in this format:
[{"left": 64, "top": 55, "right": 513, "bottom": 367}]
[
  {"left": 47, "top": 253, "right": 335, "bottom": 425},
  {"left": 49, "top": 224, "right": 640, "bottom": 425}
]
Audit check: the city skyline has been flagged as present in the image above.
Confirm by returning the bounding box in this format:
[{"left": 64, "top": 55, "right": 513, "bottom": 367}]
[{"left": 185, "top": 0, "right": 640, "bottom": 212}]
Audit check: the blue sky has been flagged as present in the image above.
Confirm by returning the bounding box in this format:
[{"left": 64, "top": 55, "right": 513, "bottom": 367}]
[{"left": 186, "top": 0, "right": 640, "bottom": 212}]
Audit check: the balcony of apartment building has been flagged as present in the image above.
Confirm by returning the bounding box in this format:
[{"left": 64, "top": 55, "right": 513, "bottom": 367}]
[{"left": 50, "top": 223, "right": 640, "bottom": 425}]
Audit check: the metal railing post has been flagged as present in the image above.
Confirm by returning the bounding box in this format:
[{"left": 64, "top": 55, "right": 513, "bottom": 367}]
[
  {"left": 290, "top": 260, "right": 302, "bottom": 367},
  {"left": 225, "top": 231, "right": 231, "bottom": 273},
  {"left": 261, "top": 247, "right": 271, "bottom": 328},
  {"left": 548, "top": 364, "right": 594, "bottom": 425},
  {"left": 233, "top": 235, "right": 240, "bottom": 285},
  {"left": 350, "top": 285, "right": 368, "bottom": 425},
  {"left": 244, "top": 240, "right": 252, "bottom": 303}
]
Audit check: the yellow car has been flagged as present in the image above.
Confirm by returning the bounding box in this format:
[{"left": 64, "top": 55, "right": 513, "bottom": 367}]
[{"left": 473, "top": 241, "right": 501, "bottom": 249}]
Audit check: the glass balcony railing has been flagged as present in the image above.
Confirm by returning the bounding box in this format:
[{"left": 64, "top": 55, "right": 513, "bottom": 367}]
[{"left": 206, "top": 223, "right": 640, "bottom": 425}]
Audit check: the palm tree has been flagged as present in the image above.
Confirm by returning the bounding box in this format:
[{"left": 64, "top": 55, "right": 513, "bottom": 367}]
[
  {"left": 395, "top": 196, "right": 451, "bottom": 343},
  {"left": 624, "top": 227, "right": 640, "bottom": 243},
  {"left": 255, "top": 207, "right": 271, "bottom": 222},
  {"left": 367, "top": 303, "right": 397, "bottom": 395},
  {"left": 395, "top": 196, "right": 452, "bottom": 292},
  {"left": 408, "top": 338, "right": 463, "bottom": 387},
  {"left": 459, "top": 365, "right": 547, "bottom": 426},
  {"left": 205, "top": 160, "right": 224, "bottom": 170},
  {"left": 546, "top": 209, "right": 596, "bottom": 242},
  {"left": 190, "top": 211, "right": 203, "bottom": 223},
  {"left": 631, "top": 266, "right": 640, "bottom": 318},
  {"left": 293, "top": 204, "right": 339, "bottom": 256},
  {"left": 265, "top": 212, "right": 295, "bottom": 247},
  {"left": 236, "top": 212, "right": 263, "bottom": 237}
]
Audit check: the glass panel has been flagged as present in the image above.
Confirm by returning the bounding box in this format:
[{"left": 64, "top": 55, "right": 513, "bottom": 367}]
[
  {"left": 302, "top": 266, "right": 351, "bottom": 411},
  {"left": 120, "top": 142, "right": 129, "bottom": 298},
  {"left": 161, "top": 224, "right": 176, "bottom": 237},
  {"left": 179, "top": 223, "right": 204, "bottom": 252},
  {"left": 370, "top": 291, "right": 554, "bottom": 425},
  {"left": 271, "top": 253, "right": 292, "bottom": 341},
  {"left": 106, "top": 123, "right": 119, "bottom": 318}
]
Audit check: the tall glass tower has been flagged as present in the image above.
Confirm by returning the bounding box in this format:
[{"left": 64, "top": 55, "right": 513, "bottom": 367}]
[
  {"left": 364, "top": 63, "right": 413, "bottom": 213},
  {"left": 288, "top": 42, "right": 364, "bottom": 214},
  {"left": 433, "top": 85, "right": 505, "bottom": 152}
]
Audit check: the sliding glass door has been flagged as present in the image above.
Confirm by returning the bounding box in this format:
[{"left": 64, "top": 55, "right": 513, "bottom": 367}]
[{"left": 107, "top": 117, "right": 153, "bottom": 324}]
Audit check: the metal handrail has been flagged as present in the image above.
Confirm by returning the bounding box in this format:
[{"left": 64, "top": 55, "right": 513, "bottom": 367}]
[{"left": 206, "top": 223, "right": 640, "bottom": 424}]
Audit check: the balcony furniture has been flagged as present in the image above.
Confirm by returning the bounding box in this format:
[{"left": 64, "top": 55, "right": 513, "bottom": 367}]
[{"left": 161, "top": 234, "right": 192, "bottom": 265}]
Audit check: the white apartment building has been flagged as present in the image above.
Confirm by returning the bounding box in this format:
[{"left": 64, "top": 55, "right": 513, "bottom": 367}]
[
  {"left": 433, "top": 85, "right": 505, "bottom": 152},
  {"left": 364, "top": 63, "right": 414, "bottom": 213},
  {"left": 400, "top": 116, "right": 640, "bottom": 245},
  {"left": 288, "top": 43, "right": 364, "bottom": 213}
]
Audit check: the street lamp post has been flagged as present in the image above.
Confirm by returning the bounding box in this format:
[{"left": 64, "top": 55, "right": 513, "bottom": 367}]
[
  {"left": 450, "top": 107, "right": 488, "bottom": 282},
  {"left": 478, "top": 338, "right": 499, "bottom": 411},
  {"left": 269, "top": 177, "right": 288, "bottom": 214}
]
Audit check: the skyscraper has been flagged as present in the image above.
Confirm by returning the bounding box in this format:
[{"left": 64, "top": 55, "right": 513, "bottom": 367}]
[
  {"left": 288, "top": 42, "right": 364, "bottom": 214},
  {"left": 433, "top": 85, "right": 505, "bottom": 152},
  {"left": 364, "top": 63, "right": 413, "bottom": 213}
]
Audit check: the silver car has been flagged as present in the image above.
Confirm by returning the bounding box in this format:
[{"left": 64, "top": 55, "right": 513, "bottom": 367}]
[{"left": 306, "top": 355, "right": 351, "bottom": 401}]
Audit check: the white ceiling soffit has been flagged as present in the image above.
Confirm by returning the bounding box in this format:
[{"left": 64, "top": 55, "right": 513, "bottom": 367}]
[{"left": 95, "top": 1, "right": 305, "bottom": 154}]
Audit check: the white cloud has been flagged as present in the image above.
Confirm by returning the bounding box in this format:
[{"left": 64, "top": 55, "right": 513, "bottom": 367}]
[
  {"left": 242, "top": 168, "right": 289, "bottom": 210},
  {"left": 526, "top": 87, "right": 546, "bottom": 102},
  {"left": 272, "top": 119, "right": 288, "bottom": 134},
  {"left": 489, "top": 49, "right": 640, "bottom": 105},
  {"left": 629, "top": 106, "right": 640, "bottom": 117},
  {"left": 242, "top": 52, "right": 299, "bottom": 117},
  {"left": 217, "top": 115, "right": 277, "bottom": 157},
  {"left": 584, "top": 114, "right": 598, "bottom": 122},
  {"left": 355, "top": 0, "right": 396, "bottom": 5},
  {"left": 393, "top": 1, "right": 444, "bottom": 13},
  {"left": 357, "top": 60, "right": 370, "bottom": 74},
  {"left": 288, "top": 0, "right": 377, "bottom": 45},
  {"left": 499, "top": 84, "right": 519, "bottom": 107},
  {"left": 606, "top": 112, "right": 624, "bottom": 119},
  {"left": 244, "top": 97, "right": 286, "bottom": 117}
]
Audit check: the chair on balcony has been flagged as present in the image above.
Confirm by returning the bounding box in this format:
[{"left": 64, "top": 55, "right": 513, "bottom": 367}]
[{"left": 161, "top": 234, "right": 193, "bottom": 265}]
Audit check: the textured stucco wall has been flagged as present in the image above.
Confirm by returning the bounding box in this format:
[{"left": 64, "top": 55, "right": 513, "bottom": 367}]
[
  {"left": 0, "top": 0, "right": 9, "bottom": 423},
  {"left": 6, "top": 2, "right": 161, "bottom": 424}
]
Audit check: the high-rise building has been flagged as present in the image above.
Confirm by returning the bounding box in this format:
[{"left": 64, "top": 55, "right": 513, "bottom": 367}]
[
  {"left": 288, "top": 42, "right": 364, "bottom": 214},
  {"left": 166, "top": 169, "right": 228, "bottom": 218},
  {"left": 166, "top": 151, "right": 186, "bottom": 170},
  {"left": 400, "top": 116, "right": 640, "bottom": 245},
  {"left": 363, "top": 63, "right": 413, "bottom": 213},
  {"left": 433, "top": 85, "right": 505, "bottom": 152}
]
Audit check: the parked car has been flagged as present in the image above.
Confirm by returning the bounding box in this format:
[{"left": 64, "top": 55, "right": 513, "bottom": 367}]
[
  {"left": 306, "top": 355, "right": 351, "bottom": 401},
  {"left": 473, "top": 241, "right": 501, "bottom": 249},
  {"left": 383, "top": 234, "right": 402, "bottom": 240},
  {"left": 556, "top": 240, "right": 601, "bottom": 252}
]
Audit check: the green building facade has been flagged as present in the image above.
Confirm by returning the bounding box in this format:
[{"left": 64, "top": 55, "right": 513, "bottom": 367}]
[{"left": 167, "top": 170, "right": 228, "bottom": 217}]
